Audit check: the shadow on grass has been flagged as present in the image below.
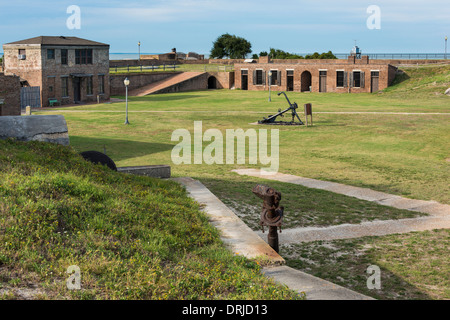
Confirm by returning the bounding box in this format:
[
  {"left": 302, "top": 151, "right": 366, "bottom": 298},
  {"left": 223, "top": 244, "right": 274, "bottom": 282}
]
[
  {"left": 283, "top": 238, "right": 434, "bottom": 300},
  {"left": 70, "top": 136, "right": 174, "bottom": 163}
]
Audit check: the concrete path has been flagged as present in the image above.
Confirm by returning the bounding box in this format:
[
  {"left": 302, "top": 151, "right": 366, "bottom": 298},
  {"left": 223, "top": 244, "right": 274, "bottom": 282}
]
[
  {"left": 173, "top": 177, "right": 373, "bottom": 300},
  {"left": 233, "top": 169, "right": 450, "bottom": 242},
  {"left": 232, "top": 169, "right": 449, "bottom": 217}
]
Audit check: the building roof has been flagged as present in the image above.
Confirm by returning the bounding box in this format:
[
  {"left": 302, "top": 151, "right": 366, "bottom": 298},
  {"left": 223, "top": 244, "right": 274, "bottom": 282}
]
[{"left": 4, "top": 36, "right": 109, "bottom": 47}]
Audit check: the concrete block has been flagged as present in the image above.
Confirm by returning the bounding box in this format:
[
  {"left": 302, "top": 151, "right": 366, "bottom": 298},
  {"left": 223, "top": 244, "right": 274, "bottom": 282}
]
[
  {"left": 117, "top": 165, "right": 171, "bottom": 179},
  {"left": 0, "top": 115, "right": 69, "bottom": 146}
]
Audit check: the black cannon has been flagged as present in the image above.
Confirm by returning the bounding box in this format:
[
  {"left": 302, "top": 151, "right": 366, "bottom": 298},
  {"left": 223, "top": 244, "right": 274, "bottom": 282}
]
[{"left": 258, "top": 92, "right": 304, "bottom": 125}]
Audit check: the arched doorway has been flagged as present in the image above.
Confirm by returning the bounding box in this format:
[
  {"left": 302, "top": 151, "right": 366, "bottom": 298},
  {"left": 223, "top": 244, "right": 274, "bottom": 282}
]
[
  {"left": 300, "top": 71, "right": 312, "bottom": 92},
  {"left": 208, "top": 76, "right": 217, "bottom": 89}
]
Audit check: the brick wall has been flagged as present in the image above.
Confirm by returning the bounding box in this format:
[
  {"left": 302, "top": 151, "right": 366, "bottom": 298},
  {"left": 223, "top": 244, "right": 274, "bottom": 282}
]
[
  {"left": 235, "top": 62, "right": 395, "bottom": 93},
  {"left": 3, "top": 44, "right": 110, "bottom": 107},
  {"left": 110, "top": 72, "right": 183, "bottom": 95},
  {"left": 0, "top": 73, "right": 21, "bottom": 116},
  {"left": 41, "top": 46, "right": 110, "bottom": 106},
  {"left": 206, "top": 72, "right": 235, "bottom": 89}
]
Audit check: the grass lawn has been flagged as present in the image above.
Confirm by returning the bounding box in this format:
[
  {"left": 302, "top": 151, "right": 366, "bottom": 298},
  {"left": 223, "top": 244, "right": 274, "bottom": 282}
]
[
  {"left": 282, "top": 229, "right": 450, "bottom": 300},
  {"left": 26, "top": 64, "right": 449, "bottom": 299},
  {"left": 0, "top": 139, "right": 301, "bottom": 300}
]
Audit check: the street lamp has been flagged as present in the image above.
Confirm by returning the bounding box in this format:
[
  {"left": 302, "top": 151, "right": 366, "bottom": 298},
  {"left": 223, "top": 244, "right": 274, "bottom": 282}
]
[
  {"left": 268, "top": 71, "right": 272, "bottom": 102},
  {"left": 138, "top": 41, "right": 141, "bottom": 62},
  {"left": 445, "top": 36, "right": 448, "bottom": 60},
  {"left": 124, "top": 77, "right": 130, "bottom": 125}
]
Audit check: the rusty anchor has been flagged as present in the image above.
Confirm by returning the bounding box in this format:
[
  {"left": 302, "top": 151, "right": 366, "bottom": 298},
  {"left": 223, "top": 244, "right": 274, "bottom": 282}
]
[{"left": 252, "top": 184, "right": 284, "bottom": 253}]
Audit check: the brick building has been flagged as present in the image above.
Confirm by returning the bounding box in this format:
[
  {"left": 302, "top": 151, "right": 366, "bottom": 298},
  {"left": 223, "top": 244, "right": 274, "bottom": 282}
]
[
  {"left": 235, "top": 55, "right": 397, "bottom": 93},
  {"left": 0, "top": 73, "right": 21, "bottom": 116},
  {"left": 2, "top": 36, "right": 110, "bottom": 107}
]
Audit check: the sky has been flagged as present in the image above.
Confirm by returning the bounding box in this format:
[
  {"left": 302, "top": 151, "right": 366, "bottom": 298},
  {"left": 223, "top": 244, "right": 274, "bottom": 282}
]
[{"left": 0, "top": 0, "right": 449, "bottom": 55}]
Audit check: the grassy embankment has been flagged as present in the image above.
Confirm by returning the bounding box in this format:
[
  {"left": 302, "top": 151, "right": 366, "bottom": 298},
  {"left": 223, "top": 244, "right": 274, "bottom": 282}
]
[{"left": 0, "top": 139, "right": 301, "bottom": 300}]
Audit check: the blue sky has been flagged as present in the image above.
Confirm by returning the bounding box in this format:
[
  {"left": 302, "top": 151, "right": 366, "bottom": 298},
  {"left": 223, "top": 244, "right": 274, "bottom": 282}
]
[{"left": 0, "top": 0, "right": 449, "bottom": 55}]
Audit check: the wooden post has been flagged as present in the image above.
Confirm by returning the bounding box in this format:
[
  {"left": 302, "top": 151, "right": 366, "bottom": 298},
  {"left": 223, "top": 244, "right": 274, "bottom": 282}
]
[{"left": 304, "top": 103, "right": 312, "bottom": 126}]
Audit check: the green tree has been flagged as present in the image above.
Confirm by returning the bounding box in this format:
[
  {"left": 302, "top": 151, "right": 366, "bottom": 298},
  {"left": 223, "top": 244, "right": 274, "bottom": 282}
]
[
  {"left": 210, "top": 34, "right": 252, "bottom": 59},
  {"left": 268, "top": 48, "right": 303, "bottom": 59}
]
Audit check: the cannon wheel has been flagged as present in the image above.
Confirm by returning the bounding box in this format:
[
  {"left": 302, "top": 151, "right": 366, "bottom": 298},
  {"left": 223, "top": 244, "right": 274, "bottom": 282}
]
[{"left": 80, "top": 151, "right": 117, "bottom": 171}]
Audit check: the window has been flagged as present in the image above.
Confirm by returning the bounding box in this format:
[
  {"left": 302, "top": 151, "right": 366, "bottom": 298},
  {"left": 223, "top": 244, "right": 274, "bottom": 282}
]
[
  {"left": 47, "top": 49, "right": 55, "bottom": 59},
  {"left": 48, "top": 77, "right": 55, "bottom": 98},
  {"left": 98, "top": 75, "right": 105, "bottom": 94},
  {"left": 87, "top": 77, "right": 93, "bottom": 95},
  {"left": 61, "top": 77, "right": 69, "bottom": 97},
  {"left": 75, "top": 49, "right": 93, "bottom": 64},
  {"left": 18, "top": 49, "right": 26, "bottom": 60},
  {"left": 336, "top": 71, "right": 345, "bottom": 87},
  {"left": 241, "top": 69, "right": 248, "bottom": 75},
  {"left": 255, "top": 70, "right": 264, "bottom": 85},
  {"left": 287, "top": 70, "right": 294, "bottom": 76},
  {"left": 270, "top": 70, "right": 278, "bottom": 86},
  {"left": 353, "top": 71, "right": 361, "bottom": 88},
  {"left": 61, "top": 49, "right": 68, "bottom": 65}
]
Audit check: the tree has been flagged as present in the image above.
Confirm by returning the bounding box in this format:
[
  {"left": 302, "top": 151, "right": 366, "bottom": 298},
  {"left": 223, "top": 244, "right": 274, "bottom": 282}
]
[
  {"left": 210, "top": 34, "right": 252, "bottom": 59},
  {"left": 268, "top": 48, "right": 303, "bottom": 59}
]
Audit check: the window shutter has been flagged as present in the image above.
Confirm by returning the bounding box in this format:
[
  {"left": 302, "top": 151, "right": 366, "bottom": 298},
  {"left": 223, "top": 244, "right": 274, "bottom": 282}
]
[
  {"left": 344, "top": 72, "right": 348, "bottom": 88},
  {"left": 349, "top": 72, "right": 353, "bottom": 88},
  {"left": 360, "top": 72, "right": 365, "bottom": 88},
  {"left": 263, "top": 71, "right": 266, "bottom": 85},
  {"left": 253, "top": 70, "right": 256, "bottom": 85},
  {"left": 277, "top": 71, "right": 281, "bottom": 86}
]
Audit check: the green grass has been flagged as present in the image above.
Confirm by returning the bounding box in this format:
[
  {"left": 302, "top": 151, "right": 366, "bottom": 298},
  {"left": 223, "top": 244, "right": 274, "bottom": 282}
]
[
  {"left": 0, "top": 139, "right": 301, "bottom": 300},
  {"left": 23, "top": 63, "right": 450, "bottom": 299},
  {"left": 282, "top": 229, "right": 450, "bottom": 300},
  {"left": 110, "top": 64, "right": 234, "bottom": 74}
]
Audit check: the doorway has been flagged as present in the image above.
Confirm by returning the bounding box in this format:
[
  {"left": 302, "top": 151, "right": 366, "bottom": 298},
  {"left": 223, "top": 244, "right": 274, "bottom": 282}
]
[
  {"left": 371, "top": 71, "right": 379, "bottom": 93},
  {"left": 287, "top": 70, "right": 294, "bottom": 91},
  {"left": 208, "top": 76, "right": 217, "bottom": 89},
  {"left": 73, "top": 77, "right": 81, "bottom": 102},
  {"left": 241, "top": 70, "right": 248, "bottom": 90},
  {"left": 300, "top": 71, "right": 311, "bottom": 92},
  {"left": 319, "top": 71, "right": 327, "bottom": 92}
]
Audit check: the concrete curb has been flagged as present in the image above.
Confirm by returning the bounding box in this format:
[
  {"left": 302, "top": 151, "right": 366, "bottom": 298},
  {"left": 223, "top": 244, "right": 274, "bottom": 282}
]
[
  {"left": 172, "top": 177, "right": 284, "bottom": 264},
  {"left": 173, "top": 177, "right": 373, "bottom": 300}
]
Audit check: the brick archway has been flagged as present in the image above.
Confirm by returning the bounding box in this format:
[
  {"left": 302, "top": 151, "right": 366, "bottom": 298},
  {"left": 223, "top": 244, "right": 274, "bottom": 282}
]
[
  {"left": 301, "top": 71, "right": 312, "bottom": 92},
  {"left": 208, "top": 76, "right": 217, "bottom": 89}
]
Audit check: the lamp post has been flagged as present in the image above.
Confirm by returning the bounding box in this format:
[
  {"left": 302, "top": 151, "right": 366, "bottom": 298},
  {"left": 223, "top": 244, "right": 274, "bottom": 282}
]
[
  {"left": 445, "top": 36, "right": 448, "bottom": 60},
  {"left": 138, "top": 41, "right": 141, "bottom": 62},
  {"left": 268, "top": 71, "right": 272, "bottom": 102},
  {"left": 124, "top": 77, "right": 130, "bottom": 125}
]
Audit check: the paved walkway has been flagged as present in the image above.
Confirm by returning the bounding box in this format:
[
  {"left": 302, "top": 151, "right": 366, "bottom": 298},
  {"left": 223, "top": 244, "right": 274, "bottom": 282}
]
[
  {"left": 173, "top": 177, "right": 373, "bottom": 300},
  {"left": 233, "top": 169, "right": 450, "bottom": 242}
]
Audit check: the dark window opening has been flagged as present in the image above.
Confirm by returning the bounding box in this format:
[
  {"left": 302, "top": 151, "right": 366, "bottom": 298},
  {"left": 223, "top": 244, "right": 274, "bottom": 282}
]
[
  {"left": 353, "top": 71, "right": 361, "bottom": 88},
  {"left": 98, "top": 75, "right": 105, "bottom": 94},
  {"left": 270, "top": 70, "right": 278, "bottom": 85},
  {"left": 75, "top": 49, "right": 93, "bottom": 65},
  {"left": 87, "top": 77, "right": 93, "bottom": 95},
  {"left": 255, "top": 70, "right": 263, "bottom": 85},
  {"left": 61, "top": 77, "right": 69, "bottom": 97},
  {"left": 336, "top": 71, "right": 345, "bottom": 87},
  {"left": 61, "top": 49, "right": 68, "bottom": 65},
  {"left": 47, "top": 49, "right": 55, "bottom": 59}
]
